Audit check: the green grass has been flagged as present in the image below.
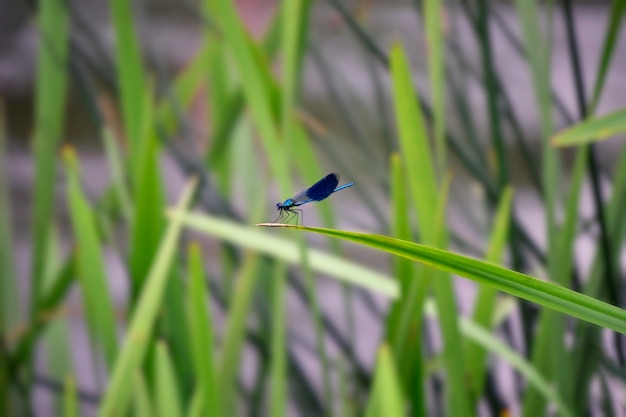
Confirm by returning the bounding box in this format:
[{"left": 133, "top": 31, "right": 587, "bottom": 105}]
[{"left": 4, "top": 1, "right": 626, "bottom": 416}]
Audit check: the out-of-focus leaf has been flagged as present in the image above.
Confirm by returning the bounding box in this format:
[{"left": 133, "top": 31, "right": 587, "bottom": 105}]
[
  {"left": 552, "top": 109, "right": 626, "bottom": 147},
  {"left": 98, "top": 178, "right": 197, "bottom": 417}
]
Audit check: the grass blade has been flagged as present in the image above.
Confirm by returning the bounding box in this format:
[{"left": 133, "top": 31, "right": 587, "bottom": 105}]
[
  {"left": 389, "top": 44, "right": 437, "bottom": 231},
  {"left": 101, "top": 127, "right": 132, "bottom": 220},
  {"left": 0, "top": 101, "right": 18, "bottom": 334},
  {"left": 109, "top": 0, "right": 145, "bottom": 156},
  {"left": 154, "top": 342, "right": 183, "bottom": 417},
  {"left": 64, "top": 148, "right": 118, "bottom": 367},
  {"left": 129, "top": 94, "right": 166, "bottom": 298},
  {"left": 98, "top": 178, "right": 198, "bottom": 417},
  {"left": 212, "top": 0, "right": 290, "bottom": 194},
  {"left": 270, "top": 225, "right": 626, "bottom": 335},
  {"left": 270, "top": 261, "right": 287, "bottom": 417},
  {"left": 280, "top": 0, "right": 311, "bottom": 143},
  {"left": 385, "top": 155, "right": 426, "bottom": 417},
  {"left": 218, "top": 253, "right": 260, "bottom": 414},
  {"left": 187, "top": 243, "right": 221, "bottom": 416},
  {"left": 453, "top": 316, "right": 573, "bottom": 417},
  {"left": 31, "top": 0, "right": 69, "bottom": 315},
  {"left": 0, "top": 102, "right": 17, "bottom": 416},
  {"left": 44, "top": 310, "right": 71, "bottom": 414},
  {"left": 161, "top": 269, "right": 194, "bottom": 397},
  {"left": 390, "top": 43, "right": 472, "bottom": 416},
  {"left": 589, "top": 0, "right": 626, "bottom": 111},
  {"left": 557, "top": 148, "right": 587, "bottom": 408},
  {"left": 515, "top": 0, "right": 559, "bottom": 414},
  {"left": 132, "top": 374, "right": 154, "bottom": 417},
  {"left": 423, "top": 0, "right": 446, "bottom": 172},
  {"left": 466, "top": 186, "right": 514, "bottom": 397},
  {"left": 551, "top": 108, "right": 626, "bottom": 147},
  {"left": 171, "top": 211, "right": 398, "bottom": 298},
  {"left": 367, "top": 345, "right": 404, "bottom": 417},
  {"left": 63, "top": 374, "right": 77, "bottom": 417}
]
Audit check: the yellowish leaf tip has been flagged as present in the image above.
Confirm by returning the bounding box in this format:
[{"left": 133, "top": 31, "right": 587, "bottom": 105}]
[
  {"left": 61, "top": 145, "right": 76, "bottom": 161},
  {"left": 187, "top": 241, "right": 201, "bottom": 254}
]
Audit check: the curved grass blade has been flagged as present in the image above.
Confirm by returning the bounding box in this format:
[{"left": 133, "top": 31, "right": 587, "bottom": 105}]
[
  {"left": 169, "top": 211, "right": 398, "bottom": 298},
  {"left": 551, "top": 109, "right": 626, "bottom": 147},
  {"left": 269, "top": 225, "right": 626, "bottom": 335}
]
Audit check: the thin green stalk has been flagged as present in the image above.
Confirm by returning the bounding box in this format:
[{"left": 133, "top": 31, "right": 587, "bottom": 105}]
[
  {"left": 63, "top": 375, "right": 77, "bottom": 417},
  {"left": 31, "top": 0, "right": 69, "bottom": 334},
  {"left": 218, "top": 253, "right": 260, "bottom": 414},
  {"left": 515, "top": 0, "right": 562, "bottom": 414},
  {"left": 109, "top": 0, "right": 145, "bottom": 158},
  {"left": 44, "top": 296, "right": 72, "bottom": 414},
  {"left": 424, "top": 0, "right": 446, "bottom": 173},
  {"left": 466, "top": 187, "right": 514, "bottom": 399},
  {"left": 187, "top": 243, "right": 221, "bottom": 416},
  {"left": 588, "top": 0, "right": 626, "bottom": 112},
  {"left": 0, "top": 100, "right": 15, "bottom": 417},
  {"left": 476, "top": 0, "right": 508, "bottom": 191},
  {"left": 101, "top": 127, "right": 132, "bottom": 220},
  {"left": 562, "top": 0, "right": 623, "bottom": 371},
  {"left": 300, "top": 242, "right": 333, "bottom": 415},
  {"left": 270, "top": 261, "right": 287, "bottom": 417},
  {"left": 64, "top": 148, "right": 118, "bottom": 368}
]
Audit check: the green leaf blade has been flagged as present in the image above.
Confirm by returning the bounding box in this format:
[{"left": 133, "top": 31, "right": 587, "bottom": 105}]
[
  {"left": 98, "top": 178, "right": 197, "bottom": 417},
  {"left": 551, "top": 109, "right": 626, "bottom": 147}
]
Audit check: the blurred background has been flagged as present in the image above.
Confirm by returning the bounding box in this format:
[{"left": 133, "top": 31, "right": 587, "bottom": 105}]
[{"left": 2, "top": 0, "right": 626, "bottom": 416}]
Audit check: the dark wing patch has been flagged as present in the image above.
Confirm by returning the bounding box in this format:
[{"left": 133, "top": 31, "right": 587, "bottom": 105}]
[{"left": 305, "top": 172, "right": 339, "bottom": 201}]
